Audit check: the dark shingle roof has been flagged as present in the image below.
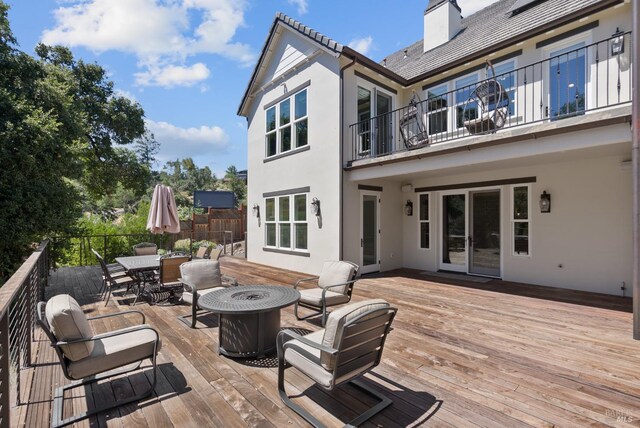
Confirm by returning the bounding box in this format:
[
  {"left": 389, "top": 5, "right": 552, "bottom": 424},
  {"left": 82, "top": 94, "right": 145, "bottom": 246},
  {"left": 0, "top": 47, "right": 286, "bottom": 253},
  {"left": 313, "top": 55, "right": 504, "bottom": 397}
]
[
  {"left": 426, "top": 0, "right": 462, "bottom": 13},
  {"left": 385, "top": 0, "right": 610, "bottom": 81}
]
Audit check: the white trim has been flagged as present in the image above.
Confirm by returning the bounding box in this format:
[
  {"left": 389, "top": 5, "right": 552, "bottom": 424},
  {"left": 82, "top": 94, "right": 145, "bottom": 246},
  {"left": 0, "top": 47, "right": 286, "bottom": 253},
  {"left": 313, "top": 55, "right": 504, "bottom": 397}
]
[
  {"left": 263, "top": 193, "right": 310, "bottom": 254},
  {"left": 511, "top": 184, "right": 532, "bottom": 257}
]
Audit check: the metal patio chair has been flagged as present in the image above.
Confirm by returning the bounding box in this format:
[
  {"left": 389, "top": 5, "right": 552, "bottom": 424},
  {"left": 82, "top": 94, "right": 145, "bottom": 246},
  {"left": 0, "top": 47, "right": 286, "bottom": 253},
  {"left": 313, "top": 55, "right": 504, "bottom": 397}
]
[
  {"left": 294, "top": 261, "right": 359, "bottom": 326},
  {"left": 178, "top": 259, "right": 238, "bottom": 328},
  {"left": 278, "top": 299, "right": 397, "bottom": 427},
  {"left": 37, "top": 294, "right": 160, "bottom": 428},
  {"left": 94, "top": 250, "right": 137, "bottom": 306}
]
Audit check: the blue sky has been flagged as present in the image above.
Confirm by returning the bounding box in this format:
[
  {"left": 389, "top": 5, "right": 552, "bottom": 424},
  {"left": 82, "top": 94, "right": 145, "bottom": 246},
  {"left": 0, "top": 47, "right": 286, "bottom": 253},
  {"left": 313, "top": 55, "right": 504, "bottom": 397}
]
[{"left": 7, "top": 0, "right": 498, "bottom": 178}]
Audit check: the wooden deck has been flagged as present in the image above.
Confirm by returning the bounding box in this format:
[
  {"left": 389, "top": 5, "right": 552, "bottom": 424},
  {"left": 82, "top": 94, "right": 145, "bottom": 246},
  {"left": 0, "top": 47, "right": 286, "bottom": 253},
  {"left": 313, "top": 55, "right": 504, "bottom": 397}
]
[{"left": 15, "top": 257, "right": 640, "bottom": 427}]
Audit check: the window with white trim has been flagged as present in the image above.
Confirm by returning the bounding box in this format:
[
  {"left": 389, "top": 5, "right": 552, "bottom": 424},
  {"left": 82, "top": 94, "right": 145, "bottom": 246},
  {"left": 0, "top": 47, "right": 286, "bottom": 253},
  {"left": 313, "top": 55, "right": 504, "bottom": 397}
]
[
  {"left": 489, "top": 60, "right": 517, "bottom": 117},
  {"left": 265, "top": 193, "right": 308, "bottom": 251},
  {"left": 419, "top": 194, "right": 430, "bottom": 249},
  {"left": 265, "top": 89, "right": 308, "bottom": 158},
  {"left": 512, "top": 185, "right": 530, "bottom": 255},
  {"left": 455, "top": 74, "right": 479, "bottom": 128},
  {"left": 425, "top": 85, "right": 448, "bottom": 137}
]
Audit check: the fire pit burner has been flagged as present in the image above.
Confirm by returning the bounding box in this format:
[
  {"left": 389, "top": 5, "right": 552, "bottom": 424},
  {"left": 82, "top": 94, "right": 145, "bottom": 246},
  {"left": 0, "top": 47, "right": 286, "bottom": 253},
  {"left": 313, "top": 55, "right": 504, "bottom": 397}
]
[{"left": 231, "top": 291, "right": 269, "bottom": 301}]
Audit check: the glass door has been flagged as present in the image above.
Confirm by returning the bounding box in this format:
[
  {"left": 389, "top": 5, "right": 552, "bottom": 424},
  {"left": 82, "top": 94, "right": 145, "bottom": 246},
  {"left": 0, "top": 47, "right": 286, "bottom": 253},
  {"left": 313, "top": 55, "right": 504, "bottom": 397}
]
[
  {"left": 548, "top": 42, "right": 586, "bottom": 119},
  {"left": 375, "top": 92, "right": 392, "bottom": 156},
  {"left": 469, "top": 190, "right": 501, "bottom": 277},
  {"left": 440, "top": 193, "right": 467, "bottom": 272},
  {"left": 360, "top": 192, "right": 380, "bottom": 274}
]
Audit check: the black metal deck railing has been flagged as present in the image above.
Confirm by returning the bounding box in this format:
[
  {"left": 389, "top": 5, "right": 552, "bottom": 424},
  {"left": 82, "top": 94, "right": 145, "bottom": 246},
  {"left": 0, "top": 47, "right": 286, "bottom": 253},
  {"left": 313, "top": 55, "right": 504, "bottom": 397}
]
[
  {"left": 0, "top": 240, "right": 49, "bottom": 427},
  {"left": 349, "top": 32, "right": 633, "bottom": 164}
]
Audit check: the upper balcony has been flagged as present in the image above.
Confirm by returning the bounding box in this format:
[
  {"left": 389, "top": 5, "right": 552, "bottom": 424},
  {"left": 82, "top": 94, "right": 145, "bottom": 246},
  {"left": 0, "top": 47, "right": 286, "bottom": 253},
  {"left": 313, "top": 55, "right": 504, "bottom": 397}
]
[{"left": 347, "top": 33, "right": 633, "bottom": 167}]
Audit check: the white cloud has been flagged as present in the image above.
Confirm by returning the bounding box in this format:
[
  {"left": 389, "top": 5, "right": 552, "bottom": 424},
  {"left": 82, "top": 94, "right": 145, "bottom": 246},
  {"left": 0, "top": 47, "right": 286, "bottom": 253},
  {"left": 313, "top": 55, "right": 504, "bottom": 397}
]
[
  {"left": 146, "top": 119, "right": 231, "bottom": 161},
  {"left": 458, "top": 0, "right": 500, "bottom": 16},
  {"left": 113, "top": 89, "right": 137, "bottom": 102},
  {"left": 41, "top": 0, "right": 256, "bottom": 87},
  {"left": 135, "top": 63, "right": 210, "bottom": 87},
  {"left": 348, "top": 36, "right": 373, "bottom": 56},
  {"left": 287, "top": 0, "right": 308, "bottom": 15}
]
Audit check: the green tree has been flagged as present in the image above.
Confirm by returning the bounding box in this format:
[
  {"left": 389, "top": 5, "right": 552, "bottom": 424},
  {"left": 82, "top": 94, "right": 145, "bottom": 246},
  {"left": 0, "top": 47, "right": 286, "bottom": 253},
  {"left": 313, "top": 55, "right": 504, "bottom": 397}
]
[
  {"left": 0, "top": 2, "right": 153, "bottom": 279},
  {"left": 222, "top": 165, "right": 246, "bottom": 208},
  {"left": 159, "top": 158, "right": 218, "bottom": 208}
]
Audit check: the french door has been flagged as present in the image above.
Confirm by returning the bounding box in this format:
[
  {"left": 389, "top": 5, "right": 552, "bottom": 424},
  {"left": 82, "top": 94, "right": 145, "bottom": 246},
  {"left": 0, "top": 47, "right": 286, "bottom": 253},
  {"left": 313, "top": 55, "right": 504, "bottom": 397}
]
[
  {"left": 439, "top": 190, "right": 501, "bottom": 277},
  {"left": 360, "top": 191, "right": 380, "bottom": 274}
]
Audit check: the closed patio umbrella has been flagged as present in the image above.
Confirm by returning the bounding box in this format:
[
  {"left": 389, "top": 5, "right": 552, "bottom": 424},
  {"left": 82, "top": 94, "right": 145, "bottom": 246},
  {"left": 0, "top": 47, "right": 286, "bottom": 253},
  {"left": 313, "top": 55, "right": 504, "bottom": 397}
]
[{"left": 147, "top": 184, "right": 181, "bottom": 234}]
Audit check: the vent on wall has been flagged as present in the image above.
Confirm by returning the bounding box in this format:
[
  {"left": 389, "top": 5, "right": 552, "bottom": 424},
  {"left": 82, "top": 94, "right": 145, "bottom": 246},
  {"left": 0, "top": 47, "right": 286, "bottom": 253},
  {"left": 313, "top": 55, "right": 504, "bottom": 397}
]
[{"left": 507, "top": 0, "right": 547, "bottom": 16}]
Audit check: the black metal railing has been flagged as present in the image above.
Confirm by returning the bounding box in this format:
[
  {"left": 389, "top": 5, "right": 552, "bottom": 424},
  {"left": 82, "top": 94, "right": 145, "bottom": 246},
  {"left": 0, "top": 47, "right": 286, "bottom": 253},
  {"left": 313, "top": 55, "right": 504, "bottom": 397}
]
[
  {"left": 349, "top": 32, "right": 633, "bottom": 163},
  {"left": 0, "top": 240, "right": 49, "bottom": 426}
]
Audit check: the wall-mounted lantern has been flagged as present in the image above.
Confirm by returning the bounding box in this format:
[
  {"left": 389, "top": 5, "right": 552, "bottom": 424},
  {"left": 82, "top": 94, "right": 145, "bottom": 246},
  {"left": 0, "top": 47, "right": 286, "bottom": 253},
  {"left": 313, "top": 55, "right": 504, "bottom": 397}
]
[
  {"left": 311, "top": 197, "right": 321, "bottom": 216},
  {"left": 404, "top": 199, "right": 413, "bottom": 216},
  {"left": 252, "top": 203, "right": 260, "bottom": 217},
  {"left": 611, "top": 28, "right": 625, "bottom": 55},
  {"left": 539, "top": 191, "right": 551, "bottom": 213}
]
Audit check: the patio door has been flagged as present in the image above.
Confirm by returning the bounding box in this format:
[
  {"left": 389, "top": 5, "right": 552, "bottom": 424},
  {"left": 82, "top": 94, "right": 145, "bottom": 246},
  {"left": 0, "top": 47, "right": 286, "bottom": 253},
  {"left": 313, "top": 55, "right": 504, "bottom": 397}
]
[
  {"left": 440, "top": 190, "right": 502, "bottom": 277},
  {"left": 469, "top": 190, "right": 501, "bottom": 277},
  {"left": 360, "top": 191, "right": 380, "bottom": 274},
  {"left": 440, "top": 193, "right": 467, "bottom": 272}
]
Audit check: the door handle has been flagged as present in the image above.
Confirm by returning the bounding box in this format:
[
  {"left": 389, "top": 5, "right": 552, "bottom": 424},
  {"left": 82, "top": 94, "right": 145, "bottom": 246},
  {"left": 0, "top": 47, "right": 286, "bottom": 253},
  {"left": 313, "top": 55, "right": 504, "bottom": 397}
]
[{"left": 468, "top": 236, "right": 473, "bottom": 247}]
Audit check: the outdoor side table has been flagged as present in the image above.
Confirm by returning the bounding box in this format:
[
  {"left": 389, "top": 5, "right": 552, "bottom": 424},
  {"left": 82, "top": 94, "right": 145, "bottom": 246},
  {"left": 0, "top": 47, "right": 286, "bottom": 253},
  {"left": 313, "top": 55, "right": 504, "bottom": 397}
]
[{"left": 198, "top": 285, "right": 300, "bottom": 358}]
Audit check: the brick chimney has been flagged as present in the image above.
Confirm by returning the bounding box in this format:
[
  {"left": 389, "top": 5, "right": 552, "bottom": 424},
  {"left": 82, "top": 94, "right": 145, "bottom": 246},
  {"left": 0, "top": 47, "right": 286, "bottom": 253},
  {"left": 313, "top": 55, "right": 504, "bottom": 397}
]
[{"left": 424, "top": 0, "right": 462, "bottom": 52}]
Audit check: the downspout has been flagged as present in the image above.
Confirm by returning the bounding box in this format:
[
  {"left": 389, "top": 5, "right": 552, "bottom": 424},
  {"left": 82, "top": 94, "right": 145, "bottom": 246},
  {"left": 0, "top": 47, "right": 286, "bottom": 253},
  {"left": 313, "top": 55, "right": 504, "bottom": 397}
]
[
  {"left": 340, "top": 56, "right": 357, "bottom": 261},
  {"left": 633, "top": 0, "right": 640, "bottom": 340}
]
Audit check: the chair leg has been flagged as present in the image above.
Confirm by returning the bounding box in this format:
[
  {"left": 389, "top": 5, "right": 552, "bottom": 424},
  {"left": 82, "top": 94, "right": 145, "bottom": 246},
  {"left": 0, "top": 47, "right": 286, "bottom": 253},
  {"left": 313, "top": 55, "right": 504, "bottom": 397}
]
[
  {"left": 51, "top": 358, "right": 157, "bottom": 428},
  {"left": 294, "top": 302, "right": 323, "bottom": 322},
  {"left": 104, "top": 285, "right": 112, "bottom": 307},
  {"left": 346, "top": 379, "right": 393, "bottom": 427},
  {"left": 278, "top": 355, "right": 324, "bottom": 428}
]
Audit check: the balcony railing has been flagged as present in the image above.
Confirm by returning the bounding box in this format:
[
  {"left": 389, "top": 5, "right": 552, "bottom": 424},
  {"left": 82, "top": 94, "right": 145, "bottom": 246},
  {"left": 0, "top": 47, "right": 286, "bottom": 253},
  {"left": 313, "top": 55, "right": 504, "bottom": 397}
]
[
  {"left": 349, "top": 32, "right": 633, "bottom": 164},
  {"left": 0, "top": 240, "right": 49, "bottom": 427}
]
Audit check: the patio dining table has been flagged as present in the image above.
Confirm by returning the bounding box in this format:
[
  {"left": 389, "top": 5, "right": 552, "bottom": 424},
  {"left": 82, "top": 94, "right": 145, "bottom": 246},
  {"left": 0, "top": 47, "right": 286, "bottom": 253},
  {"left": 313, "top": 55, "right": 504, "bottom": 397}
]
[{"left": 115, "top": 255, "right": 162, "bottom": 304}]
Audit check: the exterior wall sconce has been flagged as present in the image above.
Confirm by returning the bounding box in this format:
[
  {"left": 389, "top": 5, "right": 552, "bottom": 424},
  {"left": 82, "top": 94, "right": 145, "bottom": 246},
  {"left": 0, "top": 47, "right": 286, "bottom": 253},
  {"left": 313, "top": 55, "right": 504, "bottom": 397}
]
[
  {"left": 611, "top": 28, "right": 625, "bottom": 55},
  {"left": 404, "top": 200, "right": 413, "bottom": 216},
  {"left": 311, "top": 197, "right": 321, "bottom": 216},
  {"left": 252, "top": 204, "right": 260, "bottom": 217},
  {"left": 539, "top": 191, "right": 551, "bottom": 213}
]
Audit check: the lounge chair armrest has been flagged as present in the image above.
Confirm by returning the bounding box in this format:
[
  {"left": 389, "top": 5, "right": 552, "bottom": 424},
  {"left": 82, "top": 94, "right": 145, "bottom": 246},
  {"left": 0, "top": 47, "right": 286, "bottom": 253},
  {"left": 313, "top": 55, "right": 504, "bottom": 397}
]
[
  {"left": 277, "top": 329, "right": 337, "bottom": 356},
  {"left": 294, "top": 277, "right": 319, "bottom": 289},
  {"left": 321, "top": 280, "right": 357, "bottom": 297},
  {"left": 222, "top": 275, "right": 238, "bottom": 286},
  {"left": 87, "top": 310, "right": 145, "bottom": 324},
  {"left": 57, "top": 324, "right": 160, "bottom": 346}
]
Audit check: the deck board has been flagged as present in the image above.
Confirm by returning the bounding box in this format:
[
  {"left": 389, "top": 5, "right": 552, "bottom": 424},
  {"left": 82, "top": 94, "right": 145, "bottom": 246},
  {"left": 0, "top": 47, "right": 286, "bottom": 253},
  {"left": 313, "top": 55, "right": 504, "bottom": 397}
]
[{"left": 14, "top": 257, "right": 640, "bottom": 427}]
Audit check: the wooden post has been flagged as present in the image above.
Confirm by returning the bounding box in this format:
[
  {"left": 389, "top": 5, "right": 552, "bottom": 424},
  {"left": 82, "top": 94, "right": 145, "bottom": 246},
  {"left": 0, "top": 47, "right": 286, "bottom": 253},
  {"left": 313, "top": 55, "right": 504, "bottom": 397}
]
[{"left": 633, "top": 0, "right": 640, "bottom": 340}]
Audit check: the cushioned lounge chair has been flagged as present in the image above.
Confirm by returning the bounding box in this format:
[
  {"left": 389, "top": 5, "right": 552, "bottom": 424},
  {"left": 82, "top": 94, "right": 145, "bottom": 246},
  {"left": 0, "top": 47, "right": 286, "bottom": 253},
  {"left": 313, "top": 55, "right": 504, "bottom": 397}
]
[{"left": 133, "top": 242, "right": 157, "bottom": 256}]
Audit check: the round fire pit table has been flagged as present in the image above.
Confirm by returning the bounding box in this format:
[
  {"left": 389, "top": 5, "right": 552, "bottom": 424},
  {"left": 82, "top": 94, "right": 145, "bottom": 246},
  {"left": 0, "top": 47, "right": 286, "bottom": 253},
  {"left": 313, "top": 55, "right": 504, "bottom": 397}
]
[{"left": 198, "top": 285, "right": 300, "bottom": 358}]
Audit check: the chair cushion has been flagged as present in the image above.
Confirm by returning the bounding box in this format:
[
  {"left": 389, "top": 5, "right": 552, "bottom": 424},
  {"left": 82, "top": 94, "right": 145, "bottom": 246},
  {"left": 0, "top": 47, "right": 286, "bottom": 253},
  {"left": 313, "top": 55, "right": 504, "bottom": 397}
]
[
  {"left": 45, "top": 295, "right": 94, "bottom": 361},
  {"left": 182, "top": 286, "right": 224, "bottom": 305},
  {"left": 180, "top": 260, "right": 222, "bottom": 291},
  {"left": 321, "top": 299, "right": 389, "bottom": 369},
  {"left": 134, "top": 246, "right": 157, "bottom": 256},
  {"left": 67, "top": 325, "right": 160, "bottom": 379},
  {"left": 317, "top": 261, "right": 355, "bottom": 294},
  {"left": 298, "top": 288, "right": 351, "bottom": 307},
  {"left": 283, "top": 331, "right": 333, "bottom": 388}
]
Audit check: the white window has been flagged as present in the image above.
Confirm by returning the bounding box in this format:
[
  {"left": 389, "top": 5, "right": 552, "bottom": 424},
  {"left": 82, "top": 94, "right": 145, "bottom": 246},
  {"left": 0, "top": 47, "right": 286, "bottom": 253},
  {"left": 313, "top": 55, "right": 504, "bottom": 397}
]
[
  {"left": 425, "top": 85, "right": 448, "bottom": 137},
  {"left": 455, "top": 74, "right": 479, "bottom": 129},
  {"left": 265, "top": 89, "right": 308, "bottom": 158},
  {"left": 419, "top": 194, "right": 430, "bottom": 249},
  {"left": 512, "top": 185, "right": 530, "bottom": 256},
  {"left": 265, "top": 193, "right": 308, "bottom": 251},
  {"left": 489, "top": 60, "right": 517, "bottom": 117}
]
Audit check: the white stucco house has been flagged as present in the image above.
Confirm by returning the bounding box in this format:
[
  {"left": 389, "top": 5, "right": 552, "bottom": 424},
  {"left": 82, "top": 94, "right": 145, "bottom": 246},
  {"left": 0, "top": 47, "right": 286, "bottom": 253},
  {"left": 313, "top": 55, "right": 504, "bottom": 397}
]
[{"left": 238, "top": 0, "right": 634, "bottom": 296}]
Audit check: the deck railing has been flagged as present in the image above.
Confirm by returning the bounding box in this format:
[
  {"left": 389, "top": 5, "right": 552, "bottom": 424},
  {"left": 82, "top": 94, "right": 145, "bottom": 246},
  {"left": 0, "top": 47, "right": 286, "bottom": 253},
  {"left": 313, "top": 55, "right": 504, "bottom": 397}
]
[
  {"left": 349, "top": 32, "right": 633, "bottom": 164},
  {"left": 0, "top": 240, "right": 49, "bottom": 427}
]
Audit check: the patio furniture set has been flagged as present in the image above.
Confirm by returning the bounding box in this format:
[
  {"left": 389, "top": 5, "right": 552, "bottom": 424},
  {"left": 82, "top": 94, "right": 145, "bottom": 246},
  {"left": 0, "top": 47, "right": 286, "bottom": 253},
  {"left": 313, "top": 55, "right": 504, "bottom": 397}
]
[{"left": 39, "top": 245, "right": 398, "bottom": 427}]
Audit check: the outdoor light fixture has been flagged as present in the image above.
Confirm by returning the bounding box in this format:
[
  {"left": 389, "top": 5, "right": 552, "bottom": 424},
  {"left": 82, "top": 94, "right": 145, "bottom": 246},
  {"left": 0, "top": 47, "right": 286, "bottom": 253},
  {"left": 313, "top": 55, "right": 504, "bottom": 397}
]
[
  {"left": 252, "top": 203, "right": 260, "bottom": 218},
  {"left": 404, "top": 200, "right": 413, "bottom": 216},
  {"left": 311, "top": 197, "right": 321, "bottom": 216},
  {"left": 611, "top": 28, "right": 625, "bottom": 55},
  {"left": 539, "top": 191, "right": 551, "bottom": 213}
]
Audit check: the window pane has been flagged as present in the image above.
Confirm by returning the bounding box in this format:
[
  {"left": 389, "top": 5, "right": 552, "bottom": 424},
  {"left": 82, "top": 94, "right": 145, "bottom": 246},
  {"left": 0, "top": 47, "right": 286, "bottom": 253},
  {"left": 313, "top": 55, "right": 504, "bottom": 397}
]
[
  {"left": 514, "top": 222, "right": 529, "bottom": 255},
  {"left": 266, "top": 224, "right": 276, "bottom": 246},
  {"left": 295, "top": 224, "right": 308, "bottom": 250},
  {"left": 280, "top": 99, "right": 290, "bottom": 125},
  {"left": 428, "top": 110, "right": 447, "bottom": 135},
  {"left": 419, "top": 194, "right": 429, "bottom": 221},
  {"left": 295, "top": 119, "right": 308, "bottom": 147},
  {"left": 280, "top": 224, "right": 291, "bottom": 248},
  {"left": 513, "top": 186, "right": 528, "bottom": 220},
  {"left": 265, "top": 198, "right": 275, "bottom": 221},
  {"left": 279, "top": 196, "right": 290, "bottom": 221},
  {"left": 280, "top": 126, "right": 291, "bottom": 152},
  {"left": 455, "top": 75, "right": 478, "bottom": 104},
  {"left": 294, "top": 195, "right": 306, "bottom": 221},
  {"left": 266, "top": 132, "right": 277, "bottom": 157},
  {"left": 266, "top": 107, "right": 276, "bottom": 132},
  {"left": 295, "top": 90, "right": 307, "bottom": 119},
  {"left": 420, "top": 222, "right": 430, "bottom": 249},
  {"left": 457, "top": 104, "right": 478, "bottom": 128}
]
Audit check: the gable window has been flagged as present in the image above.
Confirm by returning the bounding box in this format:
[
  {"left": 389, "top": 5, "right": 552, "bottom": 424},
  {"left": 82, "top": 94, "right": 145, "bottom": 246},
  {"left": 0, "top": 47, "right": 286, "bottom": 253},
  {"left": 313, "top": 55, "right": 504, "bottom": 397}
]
[
  {"left": 512, "top": 185, "right": 530, "bottom": 256},
  {"left": 265, "top": 193, "right": 308, "bottom": 251},
  {"left": 419, "top": 194, "right": 430, "bottom": 249},
  {"left": 265, "top": 88, "right": 308, "bottom": 158}
]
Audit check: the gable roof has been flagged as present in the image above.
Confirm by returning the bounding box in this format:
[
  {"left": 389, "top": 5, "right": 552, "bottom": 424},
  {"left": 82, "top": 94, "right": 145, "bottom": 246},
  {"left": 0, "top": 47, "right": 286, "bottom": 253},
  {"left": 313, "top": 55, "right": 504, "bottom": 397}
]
[
  {"left": 237, "top": 12, "right": 344, "bottom": 116},
  {"left": 384, "top": 0, "right": 618, "bottom": 81}
]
